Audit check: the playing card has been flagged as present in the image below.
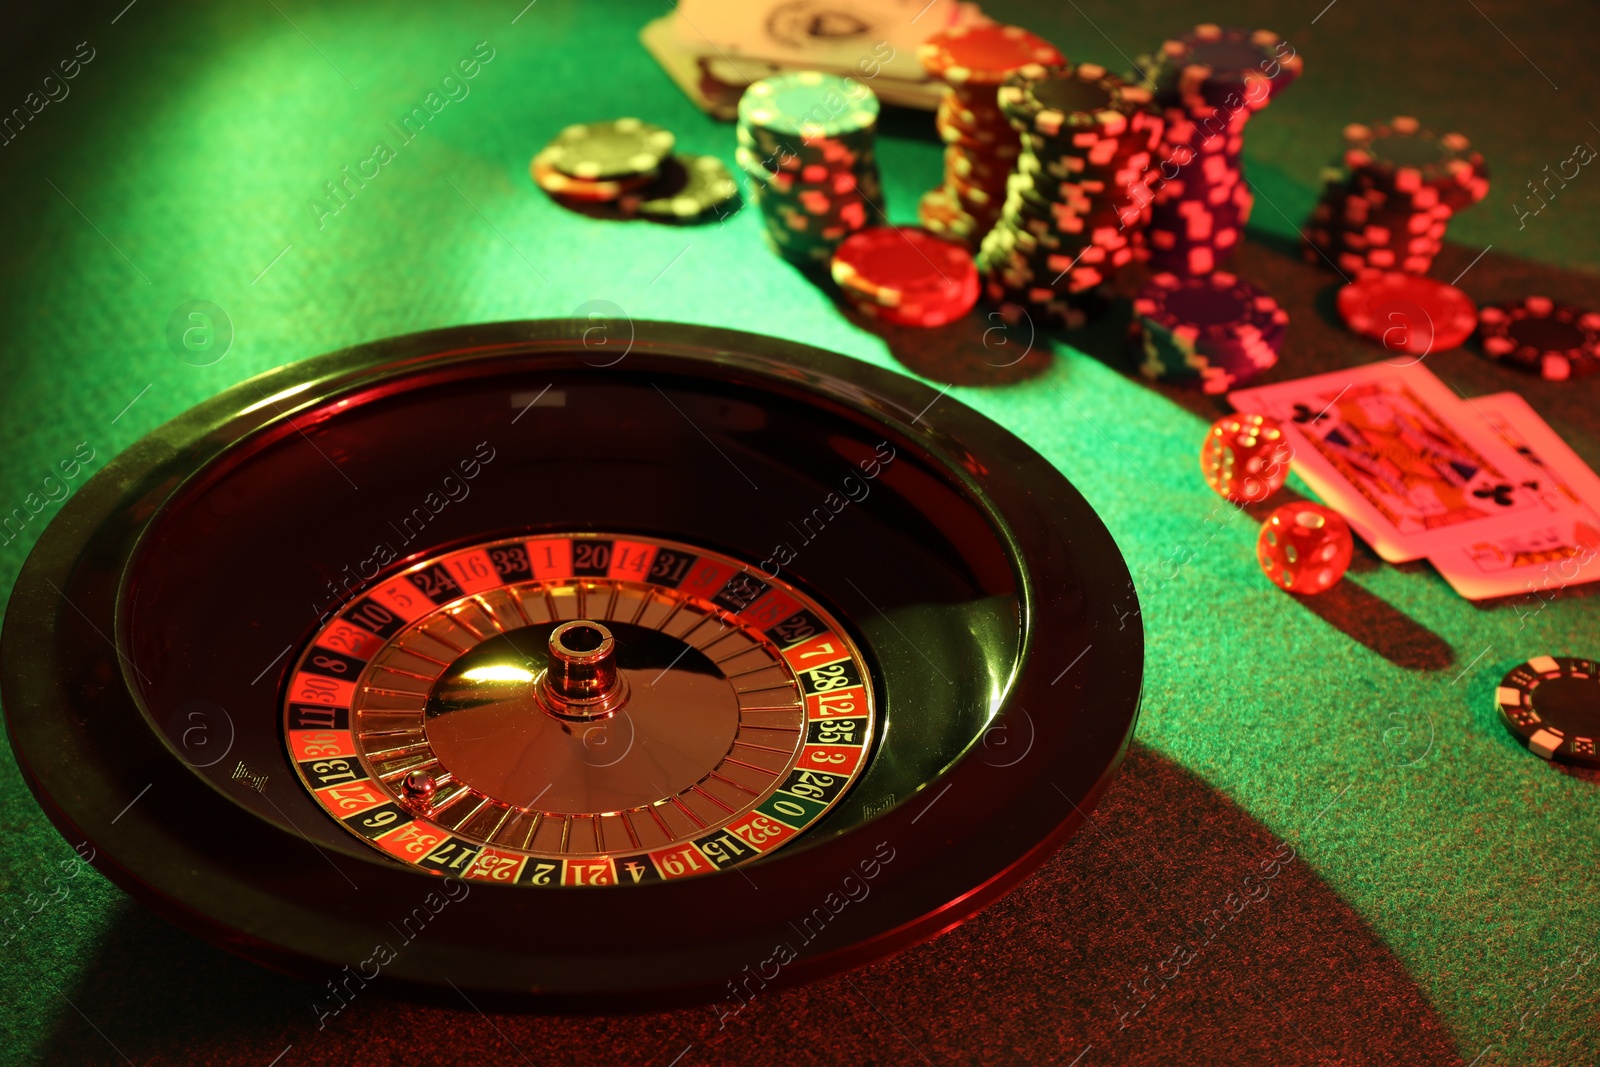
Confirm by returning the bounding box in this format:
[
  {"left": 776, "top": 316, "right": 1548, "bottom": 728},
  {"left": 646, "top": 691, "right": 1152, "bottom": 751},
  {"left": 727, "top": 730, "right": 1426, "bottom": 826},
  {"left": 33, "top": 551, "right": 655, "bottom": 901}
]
[
  {"left": 1424, "top": 392, "right": 1600, "bottom": 600},
  {"left": 1229, "top": 363, "right": 1560, "bottom": 564},
  {"left": 1470, "top": 392, "right": 1600, "bottom": 510},
  {"left": 640, "top": 14, "right": 788, "bottom": 120},
  {"left": 672, "top": 0, "right": 958, "bottom": 83},
  {"left": 640, "top": 4, "right": 970, "bottom": 119}
]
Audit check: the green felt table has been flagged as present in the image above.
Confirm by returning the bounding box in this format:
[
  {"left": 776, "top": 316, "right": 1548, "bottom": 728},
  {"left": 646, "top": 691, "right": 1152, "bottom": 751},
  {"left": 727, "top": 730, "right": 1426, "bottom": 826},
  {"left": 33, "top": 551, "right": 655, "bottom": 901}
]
[{"left": 2, "top": 1, "right": 1598, "bottom": 1064}]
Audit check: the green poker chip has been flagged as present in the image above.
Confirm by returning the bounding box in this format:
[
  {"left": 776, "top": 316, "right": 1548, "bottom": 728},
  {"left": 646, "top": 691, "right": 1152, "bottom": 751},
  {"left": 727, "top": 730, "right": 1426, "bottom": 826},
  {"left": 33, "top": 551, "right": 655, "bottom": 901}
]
[
  {"left": 542, "top": 118, "right": 675, "bottom": 181},
  {"left": 737, "top": 72, "right": 879, "bottom": 144}
]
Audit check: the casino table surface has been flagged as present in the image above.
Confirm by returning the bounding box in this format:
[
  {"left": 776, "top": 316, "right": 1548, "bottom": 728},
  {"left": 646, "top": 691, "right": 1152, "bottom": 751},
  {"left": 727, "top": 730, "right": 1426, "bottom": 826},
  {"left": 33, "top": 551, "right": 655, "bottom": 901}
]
[{"left": 2, "top": 1, "right": 1598, "bottom": 1064}]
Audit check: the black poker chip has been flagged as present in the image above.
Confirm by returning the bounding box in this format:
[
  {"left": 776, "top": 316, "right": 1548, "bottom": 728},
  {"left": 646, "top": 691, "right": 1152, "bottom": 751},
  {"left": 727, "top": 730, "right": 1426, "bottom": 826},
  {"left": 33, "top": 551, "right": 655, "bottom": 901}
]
[
  {"left": 621, "top": 155, "right": 740, "bottom": 221},
  {"left": 1130, "top": 271, "right": 1287, "bottom": 393},
  {"left": 1495, "top": 656, "right": 1600, "bottom": 767},
  {"left": 1478, "top": 297, "right": 1600, "bottom": 381}
]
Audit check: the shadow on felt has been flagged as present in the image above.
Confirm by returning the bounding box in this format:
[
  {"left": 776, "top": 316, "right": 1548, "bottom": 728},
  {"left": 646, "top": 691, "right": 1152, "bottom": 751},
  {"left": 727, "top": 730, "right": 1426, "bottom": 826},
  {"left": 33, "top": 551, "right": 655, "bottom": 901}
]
[{"left": 37, "top": 744, "right": 1468, "bottom": 1067}]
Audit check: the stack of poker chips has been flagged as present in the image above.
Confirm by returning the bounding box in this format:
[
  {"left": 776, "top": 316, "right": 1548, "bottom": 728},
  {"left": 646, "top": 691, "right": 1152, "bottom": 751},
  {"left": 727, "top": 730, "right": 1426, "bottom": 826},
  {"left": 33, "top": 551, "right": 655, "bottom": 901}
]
[
  {"left": 829, "top": 225, "right": 980, "bottom": 328},
  {"left": 1133, "top": 25, "right": 1302, "bottom": 276},
  {"left": 735, "top": 72, "right": 883, "bottom": 266},
  {"left": 1131, "top": 271, "right": 1288, "bottom": 394},
  {"left": 531, "top": 118, "right": 677, "bottom": 204},
  {"left": 1304, "top": 116, "right": 1490, "bottom": 276},
  {"left": 531, "top": 119, "right": 740, "bottom": 222},
  {"left": 916, "top": 23, "right": 1065, "bottom": 249},
  {"left": 978, "top": 62, "right": 1162, "bottom": 328}
]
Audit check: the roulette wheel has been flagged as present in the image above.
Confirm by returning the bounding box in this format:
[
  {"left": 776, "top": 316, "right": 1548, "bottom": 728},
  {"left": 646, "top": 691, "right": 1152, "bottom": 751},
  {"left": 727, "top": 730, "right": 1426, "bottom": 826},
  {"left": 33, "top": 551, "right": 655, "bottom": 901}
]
[{"left": 0, "top": 320, "right": 1142, "bottom": 1008}]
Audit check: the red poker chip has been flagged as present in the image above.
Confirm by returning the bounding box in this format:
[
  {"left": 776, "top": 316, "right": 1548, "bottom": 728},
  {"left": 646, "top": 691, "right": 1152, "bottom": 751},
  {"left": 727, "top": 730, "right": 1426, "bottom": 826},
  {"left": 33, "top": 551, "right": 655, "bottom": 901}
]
[
  {"left": 1336, "top": 272, "right": 1478, "bottom": 356},
  {"left": 530, "top": 152, "right": 654, "bottom": 203},
  {"left": 918, "top": 24, "right": 1064, "bottom": 85},
  {"left": 850, "top": 268, "right": 981, "bottom": 328},
  {"left": 950, "top": 181, "right": 1002, "bottom": 216},
  {"left": 938, "top": 93, "right": 1011, "bottom": 133},
  {"left": 936, "top": 109, "right": 1010, "bottom": 147},
  {"left": 1478, "top": 296, "right": 1600, "bottom": 380},
  {"left": 947, "top": 144, "right": 1017, "bottom": 183},
  {"left": 830, "top": 226, "right": 979, "bottom": 312},
  {"left": 917, "top": 187, "right": 981, "bottom": 243}
]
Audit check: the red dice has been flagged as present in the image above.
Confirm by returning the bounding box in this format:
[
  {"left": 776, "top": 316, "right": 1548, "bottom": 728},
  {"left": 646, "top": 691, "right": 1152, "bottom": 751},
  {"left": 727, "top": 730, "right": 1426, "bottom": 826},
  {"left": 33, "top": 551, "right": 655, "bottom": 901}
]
[
  {"left": 1257, "top": 503, "right": 1353, "bottom": 594},
  {"left": 1200, "top": 413, "right": 1292, "bottom": 504}
]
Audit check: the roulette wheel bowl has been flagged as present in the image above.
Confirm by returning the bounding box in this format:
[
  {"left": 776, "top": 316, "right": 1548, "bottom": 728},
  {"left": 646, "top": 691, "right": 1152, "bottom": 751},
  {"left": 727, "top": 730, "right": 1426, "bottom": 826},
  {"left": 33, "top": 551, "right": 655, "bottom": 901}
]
[{"left": 1, "top": 319, "right": 1143, "bottom": 1009}]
